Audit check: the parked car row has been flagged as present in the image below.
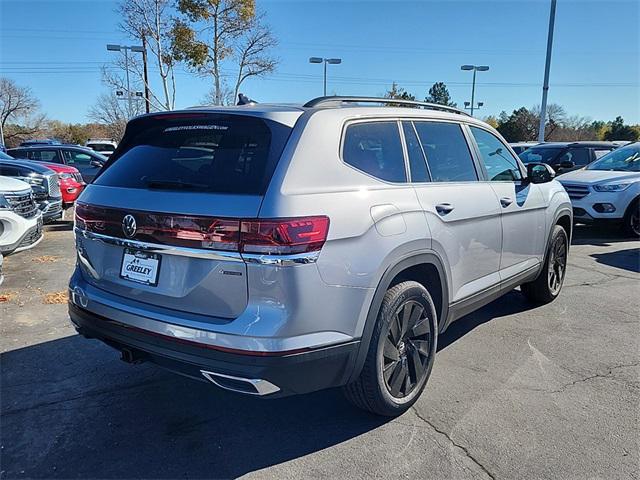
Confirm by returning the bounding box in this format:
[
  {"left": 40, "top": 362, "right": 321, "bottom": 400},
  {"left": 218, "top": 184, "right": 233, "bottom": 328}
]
[
  {"left": 511, "top": 141, "right": 639, "bottom": 237},
  {"left": 0, "top": 148, "right": 89, "bottom": 256}
]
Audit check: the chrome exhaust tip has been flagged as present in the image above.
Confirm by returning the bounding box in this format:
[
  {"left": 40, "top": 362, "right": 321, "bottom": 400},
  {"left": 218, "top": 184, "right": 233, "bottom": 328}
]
[{"left": 200, "top": 370, "right": 280, "bottom": 396}]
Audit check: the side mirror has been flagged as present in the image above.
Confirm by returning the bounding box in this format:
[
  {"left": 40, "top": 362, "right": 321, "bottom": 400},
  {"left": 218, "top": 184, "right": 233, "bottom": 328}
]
[
  {"left": 527, "top": 163, "right": 555, "bottom": 184},
  {"left": 559, "top": 160, "right": 575, "bottom": 169}
]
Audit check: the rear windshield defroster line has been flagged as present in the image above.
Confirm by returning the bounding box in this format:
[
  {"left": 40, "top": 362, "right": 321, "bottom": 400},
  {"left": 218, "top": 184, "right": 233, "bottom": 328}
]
[{"left": 93, "top": 114, "right": 292, "bottom": 195}]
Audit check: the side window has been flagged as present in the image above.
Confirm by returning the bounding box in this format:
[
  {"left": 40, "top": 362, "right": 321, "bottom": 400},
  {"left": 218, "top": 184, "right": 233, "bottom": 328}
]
[
  {"left": 559, "top": 148, "right": 590, "bottom": 166},
  {"left": 28, "top": 149, "right": 59, "bottom": 162},
  {"left": 64, "top": 150, "right": 92, "bottom": 166},
  {"left": 343, "top": 121, "right": 406, "bottom": 183},
  {"left": 402, "top": 122, "right": 430, "bottom": 182},
  {"left": 593, "top": 148, "right": 612, "bottom": 160},
  {"left": 469, "top": 126, "right": 522, "bottom": 181},
  {"left": 413, "top": 122, "right": 477, "bottom": 182}
]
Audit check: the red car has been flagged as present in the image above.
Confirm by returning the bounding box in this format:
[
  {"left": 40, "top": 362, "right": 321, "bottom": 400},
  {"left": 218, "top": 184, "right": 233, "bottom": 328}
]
[{"left": 39, "top": 162, "right": 85, "bottom": 205}]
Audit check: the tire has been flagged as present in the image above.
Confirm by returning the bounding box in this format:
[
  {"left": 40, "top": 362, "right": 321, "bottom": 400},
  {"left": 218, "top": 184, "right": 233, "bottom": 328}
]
[
  {"left": 343, "top": 281, "right": 438, "bottom": 416},
  {"left": 521, "top": 225, "right": 569, "bottom": 304},
  {"left": 623, "top": 199, "right": 640, "bottom": 238}
]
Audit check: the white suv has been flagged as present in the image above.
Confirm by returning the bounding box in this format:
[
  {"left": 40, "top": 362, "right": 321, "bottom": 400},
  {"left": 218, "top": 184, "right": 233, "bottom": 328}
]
[
  {"left": 557, "top": 142, "right": 640, "bottom": 237},
  {"left": 0, "top": 176, "right": 43, "bottom": 254}
]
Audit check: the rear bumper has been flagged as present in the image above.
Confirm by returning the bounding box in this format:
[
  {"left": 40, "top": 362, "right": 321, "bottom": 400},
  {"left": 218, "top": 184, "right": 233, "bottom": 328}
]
[{"left": 69, "top": 302, "right": 360, "bottom": 397}]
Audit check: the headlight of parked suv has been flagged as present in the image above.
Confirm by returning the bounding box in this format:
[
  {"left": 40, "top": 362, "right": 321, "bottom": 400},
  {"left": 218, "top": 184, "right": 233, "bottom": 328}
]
[
  {"left": 0, "top": 194, "right": 10, "bottom": 209},
  {"left": 593, "top": 183, "right": 632, "bottom": 192}
]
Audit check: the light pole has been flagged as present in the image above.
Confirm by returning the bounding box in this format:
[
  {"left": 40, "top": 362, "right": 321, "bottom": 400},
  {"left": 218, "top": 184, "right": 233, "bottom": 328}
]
[
  {"left": 461, "top": 64, "right": 489, "bottom": 116},
  {"left": 309, "top": 57, "right": 342, "bottom": 96},
  {"left": 107, "top": 44, "right": 146, "bottom": 116}
]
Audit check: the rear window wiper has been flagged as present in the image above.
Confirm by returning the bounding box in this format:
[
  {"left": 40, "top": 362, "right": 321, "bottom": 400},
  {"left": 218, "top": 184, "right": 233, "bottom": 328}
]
[{"left": 144, "top": 178, "right": 210, "bottom": 191}]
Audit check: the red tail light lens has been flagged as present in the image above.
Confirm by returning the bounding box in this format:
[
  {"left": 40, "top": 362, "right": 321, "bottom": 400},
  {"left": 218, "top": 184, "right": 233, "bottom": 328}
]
[
  {"left": 76, "top": 203, "right": 329, "bottom": 256},
  {"left": 240, "top": 217, "right": 330, "bottom": 254}
]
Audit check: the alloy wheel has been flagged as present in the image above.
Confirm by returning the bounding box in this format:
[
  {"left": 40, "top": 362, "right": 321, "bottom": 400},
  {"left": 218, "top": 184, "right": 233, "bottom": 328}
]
[
  {"left": 630, "top": 209, "right": 640, "bottom": 237},
  {"left": 382, "top": 300, "right": 432, "bottom": 399},
  {"left": 548, "top": 234, "right": 567, "bottom": 295}
]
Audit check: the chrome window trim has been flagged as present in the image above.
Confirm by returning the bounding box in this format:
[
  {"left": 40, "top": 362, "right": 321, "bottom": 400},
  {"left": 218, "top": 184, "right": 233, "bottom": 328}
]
[{"left": 75, "top": 228, "right": 321, "bottom": 265}]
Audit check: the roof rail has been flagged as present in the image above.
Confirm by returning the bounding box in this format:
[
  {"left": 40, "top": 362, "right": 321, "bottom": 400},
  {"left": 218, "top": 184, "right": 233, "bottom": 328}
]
[{"left": 303, "top": 96, "right": 470, "bottom": 116}]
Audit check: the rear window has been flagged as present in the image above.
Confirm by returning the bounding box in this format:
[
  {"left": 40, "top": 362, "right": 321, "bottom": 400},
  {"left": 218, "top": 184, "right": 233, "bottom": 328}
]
[
  {"left": 94, "top": 114, "right": 292, "bottom": 195},
  {"left": 87, "top": 143, "right": 114, "bottom": 152}
]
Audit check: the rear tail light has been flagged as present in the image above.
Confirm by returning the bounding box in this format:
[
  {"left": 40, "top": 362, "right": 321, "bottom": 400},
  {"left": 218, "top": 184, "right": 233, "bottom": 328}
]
[
  {"left": 75, "top": 204, "right": 329, "bottom": 256},
  {"left": 240, "top": 217, "right": 330, "bottom": 255}
]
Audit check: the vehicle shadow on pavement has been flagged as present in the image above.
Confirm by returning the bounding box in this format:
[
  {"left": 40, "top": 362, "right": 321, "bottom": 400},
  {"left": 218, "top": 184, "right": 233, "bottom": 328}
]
[
  {"left": 591, "top": 247, "right": 640, "bottom": 273},
  {"left": 0, "top": 335, "right": 390, "bottom": 479},
  {"left": 438, "top": 290, "right": 532, "bottom": 352},
  {"left": 571, "top": 224, "right": 634, "bottom": 246}
]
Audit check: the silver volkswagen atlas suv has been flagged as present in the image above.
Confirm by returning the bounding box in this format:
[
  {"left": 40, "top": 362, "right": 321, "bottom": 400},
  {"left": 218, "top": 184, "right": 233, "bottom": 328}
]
[{"left": 69, "top": 96, "right": 572, "bottom": 416}]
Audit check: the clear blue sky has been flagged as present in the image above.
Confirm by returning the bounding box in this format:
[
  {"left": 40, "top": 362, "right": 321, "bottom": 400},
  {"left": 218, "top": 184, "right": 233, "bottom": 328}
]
[{"left": 1, "top": 0, "right": 638, "bottom": 124}]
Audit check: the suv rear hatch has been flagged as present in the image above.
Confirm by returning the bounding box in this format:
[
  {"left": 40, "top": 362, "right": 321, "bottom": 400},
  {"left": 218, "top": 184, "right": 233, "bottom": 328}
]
[{"left": 75, "top": 111, "right": 299, "bottom": 320}]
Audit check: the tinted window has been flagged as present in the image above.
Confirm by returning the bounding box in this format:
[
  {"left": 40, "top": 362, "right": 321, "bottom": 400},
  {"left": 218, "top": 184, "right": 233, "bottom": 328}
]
[
  {"left": 94, "top": 114, "right": 291, "bottom": 195},
  {"left": 519, "top": 147, "right": 563, "bottom": 164},
  {"left": 413, "top": 122, "right": 477, "bottom": 182},
  {"left": 470, "top": 127, "right": 522, "bottom": 181},
  {"left": 558, "top": 148, "right": 590, "bottom": 166},
  {"left": 402, "top": 122, "right": 430, "bottom": 182},
  {"left": 63, "top": 150, "right": 93, "bottom": 165},
  {"left": 25, "top": 149, "right": 60, "bottom": 162},
  {"left": 343, "top": 122, "right": 406, "bottom": 183}
]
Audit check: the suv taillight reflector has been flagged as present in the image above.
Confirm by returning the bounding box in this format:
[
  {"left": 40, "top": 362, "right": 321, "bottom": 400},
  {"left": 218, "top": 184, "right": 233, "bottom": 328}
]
[{"left": 75, "top": 204, "right": 329, "bottom": 256}]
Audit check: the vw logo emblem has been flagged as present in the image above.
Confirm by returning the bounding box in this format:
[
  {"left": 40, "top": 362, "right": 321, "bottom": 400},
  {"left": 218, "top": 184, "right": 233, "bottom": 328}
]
[{"left": 122, "top": 214, "right": 137, "bottom": 238}]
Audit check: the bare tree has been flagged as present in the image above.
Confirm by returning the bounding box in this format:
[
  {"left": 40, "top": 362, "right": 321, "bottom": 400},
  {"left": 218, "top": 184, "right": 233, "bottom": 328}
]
[
  {"left": 172, "top": 0, "right": 278, "bottom": 105},
  {"left": 232, "top": 15, "right": 277, "bottom": 101},
  {"left": 0, "top": 78, "right": 46, "bottom": 146},
  {"left": 118, "top": 0, "right": 177, "bottom": 110},
  {"left": 88, "top": 93, "right": 144, "bottom": 141}
]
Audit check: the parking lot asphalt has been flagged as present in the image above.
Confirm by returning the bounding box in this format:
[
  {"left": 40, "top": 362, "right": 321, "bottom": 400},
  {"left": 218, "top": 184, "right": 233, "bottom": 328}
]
[{"left": 1, "top": 222, "right": 638, "bottom": 480}]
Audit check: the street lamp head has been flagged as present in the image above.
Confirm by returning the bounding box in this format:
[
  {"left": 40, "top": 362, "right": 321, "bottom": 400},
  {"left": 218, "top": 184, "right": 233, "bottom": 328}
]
[
  {"left": 464, "top": 101, "right": 470, "bottom": 107},
  {"left": 130, "top": 46, "right": 145, "bottom": 53},
  {"left": 461, "top": 65, "right": 474, "bottom": 71},
  {"left": 476, "top": 66, "right": 490, "bottom": 71},
  {"left": 478, "top": 102, "right": 484, "bottom": 107},
  {"left": 107, "top": 44, "right": 122, "bottom": 51},
  {"left": 326, "top": 58, "right": 342, "bottom": 64},
  {"left": 309, "top": 57, "right": 323, "bottom": 64}
]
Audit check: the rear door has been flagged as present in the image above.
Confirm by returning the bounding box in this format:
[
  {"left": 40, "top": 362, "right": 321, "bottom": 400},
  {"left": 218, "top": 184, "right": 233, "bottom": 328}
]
[
  {"left": 62, "top": 150, "right": 101, "bottom": 182},
  {"left": 467, "top": 126, "right": 546, "bottom": 281},
  {"left": 407, "top": 120, "right": 502, "bottom": 303},
  {"left": 75, "top": 112, "right": 294, "bottom": 319}
]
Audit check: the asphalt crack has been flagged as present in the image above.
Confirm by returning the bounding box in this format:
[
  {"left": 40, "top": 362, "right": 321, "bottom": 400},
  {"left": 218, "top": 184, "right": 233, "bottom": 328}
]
[
  {"left": 410, "top": 407, "right": 496, "bottom": 480},
  {"left": 548, "top": 361, "right": 640, "bottom": 393}
]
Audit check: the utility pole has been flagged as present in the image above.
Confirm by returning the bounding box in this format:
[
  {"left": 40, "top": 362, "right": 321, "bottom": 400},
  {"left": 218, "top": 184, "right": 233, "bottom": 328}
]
[
  {"left": 123, "top": 47, "right": 132, "bottom": 117},
  {"left": 538, "top": 0, "right": 557, "bottom": 142},
  {"left": 142, "top": 36, "right": 151, "bottom": 114}
]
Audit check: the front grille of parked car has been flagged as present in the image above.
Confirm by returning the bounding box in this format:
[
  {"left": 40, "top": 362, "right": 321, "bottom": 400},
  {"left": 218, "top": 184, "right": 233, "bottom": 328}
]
[
  {"left": 18, "top": 222, "right": 43, "bottom": 248},
  {"left": 5, "top": 190, "right": 39, "bottom": 219},
  {"left": 561, "top": 183, "right": 590, "bottom": 200},
  {"left": 47, "top": 174, "right": 62, "bottom": 198}
]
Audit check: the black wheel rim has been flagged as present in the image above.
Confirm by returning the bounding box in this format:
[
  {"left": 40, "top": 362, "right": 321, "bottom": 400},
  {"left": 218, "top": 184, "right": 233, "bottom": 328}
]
[
  {"left": 382, "top": 300, "right": 431, "bottom": 399},
  {"left": 548, "top": 234, "right": 567, "bottom": 295},
  {"left": 630, "top": 210, "right": 640, "bottom": 236}
]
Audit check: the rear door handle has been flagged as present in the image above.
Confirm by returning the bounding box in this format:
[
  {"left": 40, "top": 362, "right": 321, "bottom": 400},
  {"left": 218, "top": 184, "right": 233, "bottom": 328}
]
[
  {"left": 435, "top": 203, "right": 455, "bottom": 215},
  {"left": 500, "top": 197, "right": 513, "bottom": 208}
]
